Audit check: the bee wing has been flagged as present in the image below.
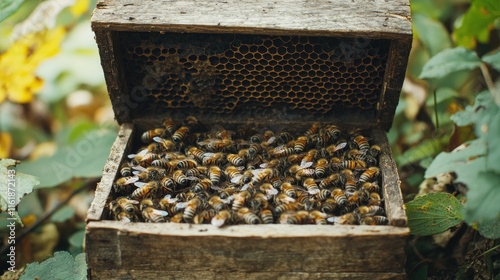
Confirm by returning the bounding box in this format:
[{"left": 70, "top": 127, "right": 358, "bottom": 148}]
[
  {"left": 221, "top": 195, "right": 234, "bottom": 204},
  {"left": 266, "top": 136, "right": 276, "bottom": 145},
  {"left": 307, "top": 188, "right": 320, "bottom": 195},
  {"left": 335, "top": 142, "right": 347, "bottom": 152},
  {"left": 266, "top": 188, "right": 279, "bottom": 196},
  {"left": 186, "top": 176, "right": 199, "bottom": 181},
  {"left": 152, "top": 209, "right": 169, "bottom": 217},
  {"left": 134, "top": 181, "right": 146, "bottom": 187},
  {"left": 132, "top": 165, "right": 147, "bottom": 172},
  {"left": 299, "top": 160, "right": 314, "bottom": 169},
  {"left": 241, "top": 184, "right": 251, "bottom": 191},
  {"left": 175, "top": 202, "right": 189, "bottom": 209},
  {"left": 118, "top": 216, "right": 131, "bottom": 223},
  {"left": 230, "top": 174, "right": 243, "bottom": 184},
  {"left": 153, "top": 136, "right": 164, "bottom": 143},
  {"left": 211, "top": 215, "right": 227, "bottom": 227},
  {"left": 327, "top": 216, "right": 340, "bottom": 224},
  {"left": 163, "top": 194, "right": 178, "bottom": 203},
  {"left": 126, "top": 177, "right": 140, "bottom": 184}
]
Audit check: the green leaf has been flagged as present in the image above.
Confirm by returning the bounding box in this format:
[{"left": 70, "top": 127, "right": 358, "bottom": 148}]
[
  {"left": 17, "top": 127, "right": 116, "bottom": 188},
  {"left": 406, "top": 192, "right": 464, "bottom": 236},
  {"left": 482, "top": 49, "right": 500, "bottom": 72},
  {"left": 419, "top": 47, "right": 482, "bottom": 80},
  {"left": 20, "top": 251, "right": 87, "bottom": 280},
  {"left": 68, "top": 229, "right": 85, "bottom": 248},
  {"left": 0, "top": 159, "right": 39, "bottom": 213},
  {"left": 412, "top": 13, "right": 452, "bottom": 56},
  {"left": 0, "top": 0, "right": 25, "bottom": 23},
  {"left": 397, "top": 138, "right": 447, "bottom": 167},
  {"left": 477, "top": 219, "right": 500, "bottom": 239},
  {"left": 451, "top": 91, "right": 492, "bottom": 127},
  {"left": 51, "top": 205, "right": 75, "bottom": 223},
  {"left": 454, "top": 0, "right": 500, "bottom": 49},
  {"left": 425, "top": 139, "right": 487, "bottom": 179},
  {"left": 462, "top": 171, "right": 500, "bottom": 227}
]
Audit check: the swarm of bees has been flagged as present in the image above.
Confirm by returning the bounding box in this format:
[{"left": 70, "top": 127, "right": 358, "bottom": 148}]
[{"left": 108, "top": 116, "right": 388, "bottom": 226}]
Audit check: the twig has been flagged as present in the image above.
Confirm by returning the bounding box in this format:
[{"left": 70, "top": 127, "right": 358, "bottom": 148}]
[
  {"left": 479, "top": 63, "right": 500, "bottom": 106},
  {"left": 0, "top": 178, "right": 97, "bottom": 256}
]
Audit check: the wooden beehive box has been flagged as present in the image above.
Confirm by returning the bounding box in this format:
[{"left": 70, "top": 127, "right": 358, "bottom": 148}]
[{"left": 86, "top": 0, "right": 412, "bottom": 278}]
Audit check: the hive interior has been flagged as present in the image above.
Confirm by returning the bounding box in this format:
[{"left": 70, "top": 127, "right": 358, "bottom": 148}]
[
  {"left": 117, "top": 32, "right": 390, "bottom": 124},
  {"left": 107, "top": 118, "right": 387, "bottom": 226}
]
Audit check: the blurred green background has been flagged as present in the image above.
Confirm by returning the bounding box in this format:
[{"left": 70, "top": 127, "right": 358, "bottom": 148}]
[{"left": 0, "top": 0, "right": 499, "bottom": 278}]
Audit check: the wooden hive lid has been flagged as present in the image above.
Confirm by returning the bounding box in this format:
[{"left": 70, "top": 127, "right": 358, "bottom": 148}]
[{"left": 91, "top": 0, "right": 412, "bottom": 130}]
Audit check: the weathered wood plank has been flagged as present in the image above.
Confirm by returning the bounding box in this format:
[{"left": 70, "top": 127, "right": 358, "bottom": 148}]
[
  {"left": 86, "top": 222, "right": 408, "bottom": 274},
  {"left": 86, "top": 123, "right": 134, "bottom": 221},
  {"left": 373, "top": 129, "right": 407, "bottom": 227},
  {"left": 92, "top": 0, "right": 411, "bottom": 38},
  {"left": 89, "top": 270, "right": 406, "bottom": 280}
]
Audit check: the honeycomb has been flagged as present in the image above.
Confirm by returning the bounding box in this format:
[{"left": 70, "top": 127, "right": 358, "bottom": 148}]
[{"left": 118, "top": 32, "right": 389, "bottom": 121}]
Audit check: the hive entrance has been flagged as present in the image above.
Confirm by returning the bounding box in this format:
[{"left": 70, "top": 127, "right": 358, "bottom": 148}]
[{"left": 118, "top": 32, "right": 390, "bottom": 122}]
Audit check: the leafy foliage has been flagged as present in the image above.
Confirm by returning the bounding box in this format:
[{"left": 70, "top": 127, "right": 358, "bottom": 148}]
[
  {"left": 0, "top": 159, "right": 39, "bottom": 212},
  {"left": 20, "top": 251, "right": 87, "bottom": 280},
  {"left": 0, "top": 0, "right": 25, "bottom": 23},
  {"left": 407, "top": 192, "right": 464, "bottom": 236},
  {"left": 418, "top": 47, "right": 482, "bottom": 80},
  {"left": 454, "top": 0, "right": 500, "bottom": 49},
  {"left": 16, "top": 126, "right": 116, "bottom": 188}
]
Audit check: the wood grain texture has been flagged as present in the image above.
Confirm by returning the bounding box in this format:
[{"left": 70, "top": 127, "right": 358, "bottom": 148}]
[
  {"left": 92, "top": 0, "right": 411, "bottom": 38},
  {"left": 86, "top": 222, "right": 408, "bottom": 277},
  {"left": 373, "top": 129, "right": 407, "bottom": 227},
  {"left": 86, "top": 123, "right": 134, "bottom": 221}
]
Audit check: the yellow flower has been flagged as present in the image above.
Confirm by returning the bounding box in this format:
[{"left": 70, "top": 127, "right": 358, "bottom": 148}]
[
  {"left": 0, "top": 132, "right": 12, "bottom": 158},
  {"left": 0, "top": 27, "right": 65, "bottom": 104},
  {"left": 70, "top": 0, "right": 90, "bottom": 17}
]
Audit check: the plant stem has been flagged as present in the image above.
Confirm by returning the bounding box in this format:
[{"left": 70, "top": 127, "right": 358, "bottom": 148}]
[{"left": 479, "top": 63, "right": 500, "bottom": 106}]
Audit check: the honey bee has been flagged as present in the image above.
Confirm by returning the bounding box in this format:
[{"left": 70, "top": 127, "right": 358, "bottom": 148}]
[
  {"left": 151, "top": 159, "right": 175, "bottom": 173},
  {"left": 368, "top": 192, "right": 383, "bottom": 206},
  {"left": 318, "top": 173, "right": 341, "bottom": 189},
  {"left": 169, "top": 213, "right": 184, "bottom": 223},
  {"left": 217, "top": 185, "right": 238, "bottom": 199},
  {"left": 185, "top": 166, "right": 208, "bottom": 178},
  {"left": 317, "top": 189, "right": 332, "bottom": 201},
  {"left": 227, "top": 153, "right": 245, "bottom": 166},
  {"left": 294, "top": 136, "right": 309, "bottom": 153},
  {"left": 132, "top": 181, "right": 167, "bottom": 199},
  {"left": 314, "top": 158, "right": 329, "bottom": 177},
  {"left": 177, "top": 158, "right": 198, "bottom": 170},
  {"left": 303, "top": 149, "right": 318, "bottom": 163},
  {"left": 173, "top": 170, "right": 189, "bottom": 186},
  {"left": 202, "top": 152, "right": 225, "bottom": 166},
  {"left": 271, "top": 146, "right": 295, "bottom": 158},
  {"left": 368, "top": 144, "right": 381, "bottom": 158},
  {"left": 237, "top": 148, "right": 251, "bottom": 160},
  {"left": 286, "top": 153, "right": 306, "bottom": 165},
  {"left": 323, "top": 125, "right": 342, "bottom": 140},
  {"left": 305, "top": 122, "right": 321, "bottom": 137},
  {"left": 354, "top": 205, "right": 385, "bottom": 219},
  {"left": 162, "top": 117, "right": 176, "bottom": 135},
  {"left": 359, "top": 167, "right": 381, "bottom": 183},
  {"left": 273, "top": 202, "right": 301, "bottom": 215},
  {"left": 259, "top": 183, "right": 278, "bottom": 196},
  {"left": 116, "top": 211, "right": 135, "bottom": 223},
  {"left": 246, "top": 168, "right": 270, "bottom": 185},
  {"left": 172, "top": 126, "right": 190, "bottom": 144},
  {"left": 152, "top": 137, "right": 176, "bottom": 152},
  {"left": 327, "top": 213, "right": 357, "bottom": 225},
  {"left": 280, "top": 182, "right": 297, "bottom": 198},
  {"left": 344, "top": 178, "right": 358, "bottom": 196},
  {"left": 187, "top": 147, "right": 206, "bottom": 162},
  {"left": 320, "top": 198, "right": 340, "bottom": 214},
  {"left": 192, "top": 178, "right": 212, "bottom": 193},
  {"left": 208, "top": 165, "right": 222, "bottom": 185},
  {"left": 193, "top": 209, "right": 217, "bottom": 224},
  {"left": 182, "top": 197, "right": 202, "bottom": 223},
  {"left": 203, "top": 138, "right": 235, "bottom": 152},
  {"left": 120, "top": 163, "right": 132, "bottom": 177},
  {"left": 113, "top": 176, "right": 139, "bottom": 193},
  {"left": 260, "top": 209, "right": 274, "bottom": 224},
  {"left": 115, "top": 197, "right": 139, "bottom": 213},
  {"left": 158, "top": 194, "right": 179, "bottom": 213},
  {"left": 141, "top": 128, "right": 165, "bottom": 143},
  {"left": 141, "top": 204, "right": 168, "bottom": 223},
  {"left": 309, "top": 210, "right": 328, "bottom": 225},
  {"left": 303, "top": 178, "right": 320, "bottom": 195},
  {"left": 232, "top": 190, "right": 251, "bottom": 212},
  {"left": 347, "top": 190, "right": 369, "bottom": 207},
  {"left": 211, "top": 210, "right": 233, "bottom": 227},
  {"left": 360, "top": 181, "right": 380, "bottom": 193},
  {"left": 274, "top": 193, "right": 296, "bottom": 205},
  {"left": 279, "top": 210, "right": 309, "bottom": 224},
  {"left": 292, "top": 167, "right": 316, "bottom": 180},
  {"left": 208, "top": 195, "right": 231, "bottom": 211},
  {"left": 359, "top": 215, "right": 388, "bottom": 225},
  {"left": 247, "top": 143, "right": 264, "bottom": 157},
  {"left": 249, "top": 192, "right": 270, "bottom": 210},
  {"left": 353, "top": 135, "right": 370, "bottom": 151},
  {"left": 331, "top": 188, "right": 347, "bottom": 206},
  {"left": 237, "top": 207, "right": 262, "bottom": 224},
  {"left": 335, "top": 160, "right": 366, "bottom": 171},
  {"left": 132, "top": 166, "right": 167, "bottom": 181},
  {"left": 325, "top": 142, "right": 348, "bottom": 157}
]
